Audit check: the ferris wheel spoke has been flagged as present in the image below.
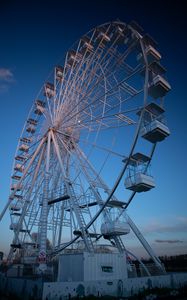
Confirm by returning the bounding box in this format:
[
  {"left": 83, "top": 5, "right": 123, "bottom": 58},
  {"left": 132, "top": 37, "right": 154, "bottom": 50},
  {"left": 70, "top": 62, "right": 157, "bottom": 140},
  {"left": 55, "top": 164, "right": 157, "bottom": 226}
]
[
  {"left": 56, "top": 36, "right": 97, "bottom": 115},
  {"left": 57, "top": 30, "right": 139, "bottom": 122},
  {"left": 58, "top": 24, "right": 112, "bottom": 103},
  {"left": 56, "top": 102, "right": 140, "bottom": 137},
  {"left": 79, "top": 78, "right": 142, "bottom": 125},
  {"left": 78, "top": 138, "right": 125, "bottom": 158},
  {"left": 58, "top": 68, "right": 112, "bottom": 125},
  {"left": 56, "top": 132, "right": 121, "bottom": 163},
  {"left": 81, "top": 110, "right": 137, "bottom": 129},
  {"left": 55, "top": 130, "right": 119, "bottom": 193},
  {"left": 62, "top": 44, "right": 115, "bottom": 111},
  {"left": 58, "top": 49, "right": 142, "bottom": 124},
  {"left": 75, "top": 145, "right": 114, "bottom": 194},
  {"left": 57, "top": 60, "right": 105, "bottom": 121},
  {"left": 58, "top": 79, "right": 140, "bottom": 133},
  {"left": 58, "top": 40, "right": 83, "bottom": 110}
]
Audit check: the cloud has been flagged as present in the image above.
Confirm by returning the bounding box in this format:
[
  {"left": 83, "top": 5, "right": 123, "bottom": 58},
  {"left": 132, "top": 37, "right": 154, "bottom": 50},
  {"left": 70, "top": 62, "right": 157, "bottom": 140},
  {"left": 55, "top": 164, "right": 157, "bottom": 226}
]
[
  {"left": 155, "top": 239, "right": 183, "bottom": 244},
  {"left": 0, "top": 68, "right": 14, "bottom": 82},
  {"left": 0, "top": 68, "right": 15, "bottom": 92},
  {"left": 142, "top": 216, "right": 187, "bottom": 235}
]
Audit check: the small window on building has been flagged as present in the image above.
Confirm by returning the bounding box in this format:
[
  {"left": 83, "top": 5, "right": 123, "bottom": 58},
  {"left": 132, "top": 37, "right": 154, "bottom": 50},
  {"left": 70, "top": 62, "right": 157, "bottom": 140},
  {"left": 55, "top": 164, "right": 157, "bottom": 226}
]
[
  {"left": 107, "top": 282, "right": 113, "bottom": 285},
  {"left": 101, "top": 266, "right": 113, "bottom": 273}
]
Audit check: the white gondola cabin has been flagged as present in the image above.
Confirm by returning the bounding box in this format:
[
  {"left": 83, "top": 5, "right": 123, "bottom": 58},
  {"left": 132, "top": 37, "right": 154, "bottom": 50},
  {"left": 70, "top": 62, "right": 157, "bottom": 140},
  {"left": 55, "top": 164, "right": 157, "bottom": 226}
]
[
  {"left": 101, "top": 221, "right": 130, "bottom": 237},
  {"left": 15, "top": 155, "right": 27, "bottom": 162},
  {"left": 10, "top": 202, "right": 22, "bottom": 211},
  {"left": 19, "top": 144, "right": 29, "bottom": 152},
  {"left": 148, "top": 75, "right": 171, "bottom": 99},
  {"left": 26, "top": 118, "right": 37, "bottom": 134},
  {"left": 11, "top": 184, "right": 22, "bottom": 191},
  {"left": 20, "top": 137, "right": 32, "bottom": 143},
  {"left": 145, "top": 45, "right": 161, "bottom": 62},
  {"left": 138, "top": 103, "right": 170, "bottom": 143},
  {"left": 11, "top": 175, "right": 21, "bottom": 181},
  {"left": 80, "top": 36, "right": 94, "bottom": 55},
  {"left": 149, "top": 61, "right": 166, "bottom": 75},
  {"left": 14, "top": 194, "right": 23, "bottom": 200},
  {"left": 68, "top": 50, "right": 82, "bottom": 66},
  {"left": 10, "top": 212, "right": 21, "bottom": 216},
  {"left": 44, "top": 82, "right": 55, "bottom": 98},
  {"left": 148, "top": 75, "right": 171, "bottom": 98},
  {"left": 27, "top": 118, "right": 37, "bottom": 126},
  {"left": 141, "top": 120, "right": 170, "bottom": 143},
  {"left": 10, "top": 220, "right": 21, "bottom": 231},
  {"left": 137, "top": 45, "right": 161, "bottom": 63},
  {"left": 14, "top": 164, "right": 24, "bottom": 172},
  {"left": 26, "top": 125, "right": 36, "bottom": 134},
  {"left": 55, "top": 65, "right": 64, "bottom": 81},
  {"left": 96, "top": 27, "right": 112, "bottom": 48},
  {"left": 113, "top": 25, "right": 126, "bottom": 43},
  {"left": 35, "top": 100, "right": 45, "bottom": 115},
  {"left": 10, "top": 214, "right": 23, "bottom": 231},
  {"left": 137, "top": 32, "right": 161, "bottom": 64},
  {"left": 124, "top": 153, "right": 155, "bottom": 192},
  {"left": 97, "top": 31, "right": 111, "bottom": 43}
]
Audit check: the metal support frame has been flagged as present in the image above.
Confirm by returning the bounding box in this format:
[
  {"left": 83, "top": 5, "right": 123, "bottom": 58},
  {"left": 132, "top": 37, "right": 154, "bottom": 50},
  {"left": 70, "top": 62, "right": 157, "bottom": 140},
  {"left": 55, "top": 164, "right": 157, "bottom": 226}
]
[
  {"left": 51, "top": 130, "right": 94, "bottom": 252},
  {"left": 38, "top": 131, "right": 51, "bottom": 272}
]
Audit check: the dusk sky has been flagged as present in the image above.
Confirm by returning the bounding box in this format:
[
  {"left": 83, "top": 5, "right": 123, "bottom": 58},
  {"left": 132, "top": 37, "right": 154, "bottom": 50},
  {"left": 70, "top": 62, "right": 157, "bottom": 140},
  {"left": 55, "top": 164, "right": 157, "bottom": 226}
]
[{"left": 0, "top": 0, "right": 186, "bottom": 257}]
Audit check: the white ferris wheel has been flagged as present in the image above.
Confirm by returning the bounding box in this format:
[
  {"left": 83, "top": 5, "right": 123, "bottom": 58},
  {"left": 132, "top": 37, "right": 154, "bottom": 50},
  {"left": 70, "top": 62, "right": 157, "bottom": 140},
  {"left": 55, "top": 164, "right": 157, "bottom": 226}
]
[{"left": 0, "top": 21, "right": 171, "bottom": 274}]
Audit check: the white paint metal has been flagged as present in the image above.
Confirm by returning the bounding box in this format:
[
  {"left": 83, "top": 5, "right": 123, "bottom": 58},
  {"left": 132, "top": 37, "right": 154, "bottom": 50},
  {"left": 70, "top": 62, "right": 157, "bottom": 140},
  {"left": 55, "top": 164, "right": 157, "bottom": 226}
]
[{"left": 58, "top": 252, "right": 128, "bottom": 282}]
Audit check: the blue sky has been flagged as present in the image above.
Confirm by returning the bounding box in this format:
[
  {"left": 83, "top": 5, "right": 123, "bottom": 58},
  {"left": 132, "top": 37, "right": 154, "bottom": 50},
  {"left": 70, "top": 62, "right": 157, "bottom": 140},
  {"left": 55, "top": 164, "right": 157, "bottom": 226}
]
[{"left": 0, "top": 0, "right": 187, "bottom": 257}]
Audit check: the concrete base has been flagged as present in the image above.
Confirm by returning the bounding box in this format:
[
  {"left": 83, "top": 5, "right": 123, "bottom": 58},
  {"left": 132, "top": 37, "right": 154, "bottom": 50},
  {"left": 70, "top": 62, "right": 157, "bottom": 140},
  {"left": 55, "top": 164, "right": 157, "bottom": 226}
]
[
  {"left": 1, "top": 271, "right": 187, "bottom": 299},
  {"left": 43, "top": 273, "right": 187, "bottom": 299}
]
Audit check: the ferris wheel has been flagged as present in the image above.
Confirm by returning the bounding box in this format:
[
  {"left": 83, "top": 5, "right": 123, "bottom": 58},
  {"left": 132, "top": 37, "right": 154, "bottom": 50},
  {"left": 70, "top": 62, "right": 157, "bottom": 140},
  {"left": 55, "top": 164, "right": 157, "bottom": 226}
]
[{"left": 0, "top": 21, "right": 171, "bottom": 273}]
